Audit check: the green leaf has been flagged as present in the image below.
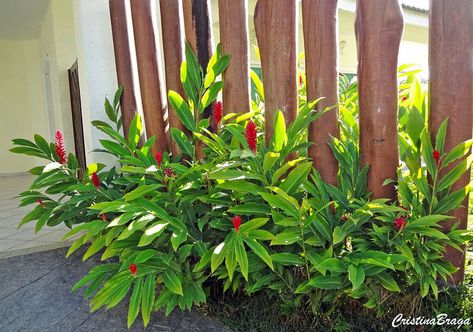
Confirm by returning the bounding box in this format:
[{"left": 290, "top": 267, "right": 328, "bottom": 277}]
[
  {"left": 124, "top": 184, "right": 160, "bottom": 201},
  {"left": 239, "top": 218, "right": 268, "bottom": 233},
  {"left": 332, "top": 226, "right": 347, "bottom": 245},
  {"left": 250, "top": 70, "right": 264, "bottom": 100},
  {"left": 271, "top": 253, "right": 305, "bottom": 266},
  {"left": 141, "top": 275, "right": 156, "bottom": 327},
  {"left": 208, "top": 169, "right": 261, "bottom": 181},
  {"left": 228, "top": 203, "right": 271, "bottom": 216},
  {"left": 128, "top": 279, "right": 143, "bottom": 328},
  {"left": 279, "top": 162, "right": 312, "bottom": 195},
  {"left": 434, "top": 185, "right": 470, "bottom": 214},
  {"left": 243, "top": 238, "right": 273, "bottom": 270},
  {"left": 201, "top": 81, "right": 223, "bottom": 110},
  {"left": 375, "top": 272, "right": 400, "bottom": 292},
  {"left": 420, "top": 130, "right": 436, "bottom": 176},
  {"left": 168, "top": 91, "right": 195, "bottom": 132},
  {"left": 270, "top": 230, "right": 300, "bottom": 246},
  {"left": 83, "top": 237, "right": 106, "bottom": 261},
  {"left": 171, "top": 128, "right": 194, "bottom": 157},
  {"left": 235, "top": 236, "right": 249, "bottom": 280},
  {"left": 272, "top": 111, "right": 287, "bottom": 152},
  {"left": 211, "top": 242, "right": 226, "bottom": 272},
  {"left": 128, "top": 114, "right": 142, "bottom": 150},
  {"left": 437, "top": 155, "right": 473, "bottom": 192},
  {"left": 317, "top": 258, "right": 346, "bottom": 273},
  {"left": 435, "top": 118, "right": 449, "bottom": 153},
  {"left": 406, "top": 108, "right": 425, "bottom": 143},
  {"left": 163, "top": 270, "right": 183, "bottom": 296},
  {"left": 171, "top": 231, "right": 188, "bottom": 251},
  {"left": 263, "top": 152, "right": 280, "bottom": 173},
  {"left": 138, "top": 222, "right": 168, "bottom": 246},
  {"left": 442, "top": 139, "right": 473, "bottom": 167},
  {"left": 308, "top": 275, "right": 344, "bottom": 289},
  {"left": 260, "top": 192, "right": 300, "bottom": 218},
  {"left": 348, "top": 265, "right": 365, "bottom": 290},
  {"left": 216, "top": 180, "right": 262, "bottom": 193}
]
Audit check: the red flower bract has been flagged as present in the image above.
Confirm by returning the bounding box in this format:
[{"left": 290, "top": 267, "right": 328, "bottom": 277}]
[
  {"left": 213, "top": 101, "right": 223, "bottom": 126},
  {"left": 90, "top": 172, "right": 100, "bottom": 188},
  {"left": 245, "top": 120, "right": 257, "bottom": 153},
  {"left": 394, "top": 216, "right": 407, "bottom": 230},
  {"left": 36, "top": 198, "right": 45, "bottom": 208},
  {"left": 154, "top": 151, "right": 163, "bottom": 168},
  {"left": 232, "top": 216, "right": 242, "bottom": 232},
  {"left": 129, "top": 263, "right": 137, "bottom": 276},
  {"left": 433, "top": 150, "right": 441, "bottom": 166},
  {"left": 101, "top": 213, "right": 107, "bottom": 221},
  {"left": 55, "top": 130, "right": 68, "bottom": 164}
]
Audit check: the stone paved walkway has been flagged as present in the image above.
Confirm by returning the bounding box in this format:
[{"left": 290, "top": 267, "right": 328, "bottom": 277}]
[{"left": 0, "top": 247, "right": 229, "bottom": 332}]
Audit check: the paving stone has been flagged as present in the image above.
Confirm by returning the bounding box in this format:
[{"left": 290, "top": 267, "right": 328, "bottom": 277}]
[{"left": 0, "top": 248, "right": 230, "bottom": 332}]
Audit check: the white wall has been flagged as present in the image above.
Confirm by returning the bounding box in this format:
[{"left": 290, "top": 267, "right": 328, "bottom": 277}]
[{"left": 0, "top": 40, "right": 49, "bottom": 173}]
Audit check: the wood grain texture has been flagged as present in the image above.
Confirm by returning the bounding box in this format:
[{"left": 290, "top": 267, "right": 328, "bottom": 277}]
[
  {"left": 218, "top": 0, "right": 250, "bottom": 115},
  {"left": 355, "top": 0, "right": 403, "bottom": 199},
  {"left": 429, "top": 0, "right": 473, "bottom": 284},
  {"left": 254, "top": 0, "right": 298, "bottom": 146},
  {"left": 160, "top": 0, "right": 187, "bottom": 155},
  {"left": 109, "top": 0, "right": 139, "bottom": 138},
  {"left": 302, "top": 0, "right": 339, "bottom": 185},
  {"left": 130, "top": 0, "right": 168, "bottom": 154}
]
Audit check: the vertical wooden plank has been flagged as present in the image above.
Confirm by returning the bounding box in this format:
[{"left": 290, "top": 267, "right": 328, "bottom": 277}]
[
  {"left": 254, "top": 0, "right": 297, "bottom": 145},
  {"left": 109, "top": 0, "right": 139, "bottom": 138},
  {"left": 130, "top": 0, "right": 168, "bottom": 153},
  {"left": 160, "top": 0, "right": 187, "bottom": 155},
  {"left": 218, "top": 0, "right": 250, "bottom": 115},
  {"left": 302, "top": 0, "right": 339, "bottom": 185},
  {"left": 355, "top": 0, "right": 403, "bottom": 199},
  {"left": 182, "top": 0, "right": 214, "bottom": 159},
  {"left": 429, "top": 0, "right": 473, "bottom": 284}
]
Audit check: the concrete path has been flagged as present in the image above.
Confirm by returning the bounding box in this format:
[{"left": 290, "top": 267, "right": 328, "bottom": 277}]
[
  {"left": 0, "top": 174, "right": 72, "bottom": 258},
  {"left": 0, "top": 247, "right": 229, "bottom": 332}
]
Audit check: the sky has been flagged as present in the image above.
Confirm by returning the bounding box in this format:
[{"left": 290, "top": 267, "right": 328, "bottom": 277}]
[{"left": 401, "top": 0, "right": 429, "bottom": 10}]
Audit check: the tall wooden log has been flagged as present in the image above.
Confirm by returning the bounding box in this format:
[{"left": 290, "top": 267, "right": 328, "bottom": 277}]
[
  {"left": 254, "top": 0, "right": 298, "bottom": 145},
  {"left": 429, "top": 0, "right": 473, "bottom": 284},
  {"left": 355, "top": 0, "right": 403, "bottom": 199},
  {"left": 109, "top": 0, "right": 139, "bottom": 138},
  {"left": 302, "top": 0, "right": 339, "bottom": 185},
  {"left": 182, "top": 0, "right": 214, "bottom": 159},
  {"left": 160, "top": 0, "right": 187, "bottom": 155},
  {"left": 130, "top": 0, "right": 168, "bottom": 153},
  {"left": 218, "top": 0, "right": 250, "bottom": 115}
]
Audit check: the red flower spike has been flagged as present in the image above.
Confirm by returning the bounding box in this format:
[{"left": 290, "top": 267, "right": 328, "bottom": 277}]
[
  {"left": 101, "top": 213, "right": 107, "bottom": 222},
  {"left": 55, "top": 130, "right": 68, "bottom": 164},
  {"left": 164, "top": 167, "right": 173, "bottom": 177},
  {"left": 213, "top": 101, "right": 223, "bottom": 126},
  {"left": 129, "top": 263, "right": 137, "bottom": 277},
  {"left": 299, "top": 74, "right": 303, "bottom": 86},
  {"left": 232, "top": 216, "right": 242, "bottom": 232},
  {"left": 245, "top": 120, "right": 257, "bottom": 153},
  {"left": 394, "top": 216, "right": 407, "bottom": 230},
  {"left": 341, "top": 214, "right": 349, "bottom": 222},
  {"left": 401, "top": 96, "right": 408, "bottom": 102},
  {"left": 154, "top": 151, "right": 163, "bottom": 169},
  {"left": 433, "top": 150, "right": 441, "bottom": 166},
  {"left": 90, "top": 172, "right": 100, "bottom": 188},
  {"left": 36, "top": 198, "right": 45, "bottom": 208}
]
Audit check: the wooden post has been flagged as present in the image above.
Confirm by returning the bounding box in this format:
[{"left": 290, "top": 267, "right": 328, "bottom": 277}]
[
  {"left": 355, "top": 0, "right": 403, "bottom": 199},
  {"left": 429, "top": 0, "right": 473, "bottom": 284},
  {"left": 109, "top": 0, "right": 139, "bottom": 138},
  {"left": 182, "top": 0, "right": 214, "bottom": 159},
  {"left": 218, "top": 0, "right": 250, "bottom": 115},
  {"left": 160, "top": 0, "right": 187, "bottom": 155},
  {"left": 254, "top": 0, "right": 298, "bottom": 145},
  {"left": 302, "top": 0, "right": 339, "bottom": 185},
  {"left": 130, "top": 0, "right": 168, "bottom": 153}
]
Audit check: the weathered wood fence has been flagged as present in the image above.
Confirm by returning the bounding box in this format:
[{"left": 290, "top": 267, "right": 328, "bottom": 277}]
[{"left": 108, "top": 0, "right": 473, "bottom": 283}]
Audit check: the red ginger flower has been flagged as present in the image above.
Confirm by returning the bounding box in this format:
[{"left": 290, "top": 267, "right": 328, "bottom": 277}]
[
  {"left": 55, "top": 130, "right": 68, "bottom": 164},
  {"left": 101, "top": 213, "right": 107, "bottom": 221},
  {"left": 90, "top": 172, "right": 100, "bottom": 188},
  {"left": 245, "top": 120, "right": 257, "bottom": 153},
  {"left": 401, "top": 96, "right": 408, "bottom": 102},
  {"left": 299, "top": 74, "right": 303, "bottom": 86},
  {"left": 129, "top": 263, "right": 137, "bottom": 277},
  {"left": 154, "top": 151, "right": 163, "bottom": 169},
  {"left": 164, "top": 167, "right": 173, "bottom": 177},
  {"left": 36, "top": 198, "right": 45, "bottom": 208},
  {"left": 213, "top": 101, "right": 223, "bottom": 126},
  {"left": 433, "top": 150, "right": 441, "bottom": 166},
  {"left": 394, "top": 216, "right": 407, "bottom": 230},
  {"left": 232, "top": 216, "right": 242, "bottom": 232}
]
